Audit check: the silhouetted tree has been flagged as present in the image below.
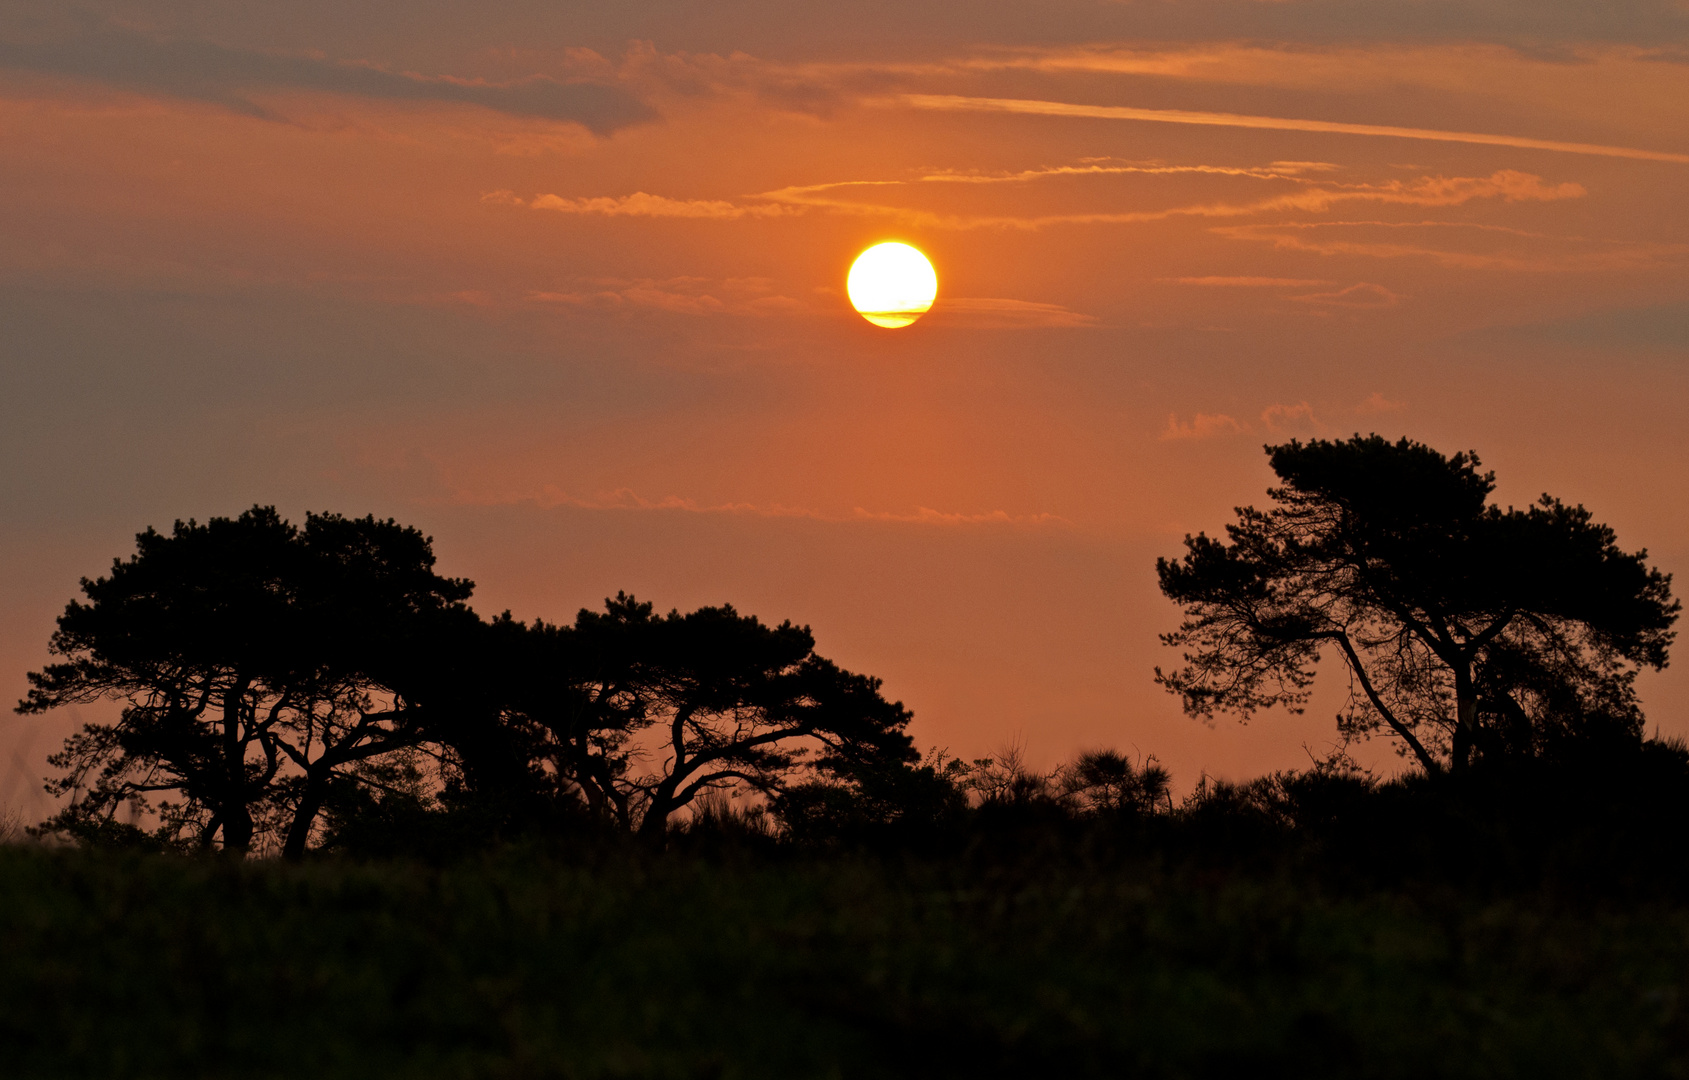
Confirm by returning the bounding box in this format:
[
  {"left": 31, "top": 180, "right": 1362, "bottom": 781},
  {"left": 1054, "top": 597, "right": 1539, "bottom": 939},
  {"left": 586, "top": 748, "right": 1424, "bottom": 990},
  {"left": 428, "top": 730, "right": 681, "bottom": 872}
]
[
  {"left": 1056, "top": 750, "right": 1173, "bottom": 815},
  {"left": 481, "top": 594, "right": 917, "bottom": 837},
  {"left": 16, "top": 507, "right": 476, "bottom": 855},
  {"left": 1156, "top": 436, "right": 1678, "bottom": 773},
  {"left": 963, "top": 740, "right": 1057, "bottom": 808}
]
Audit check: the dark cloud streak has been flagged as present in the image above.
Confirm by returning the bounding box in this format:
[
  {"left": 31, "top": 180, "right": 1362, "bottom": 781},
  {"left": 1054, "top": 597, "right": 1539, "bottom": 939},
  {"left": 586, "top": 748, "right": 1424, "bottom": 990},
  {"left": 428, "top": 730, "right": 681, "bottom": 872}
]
[
  {"left": 0, "top": 25, "right": 654, "bottom": 131},
  {"left": 12, "top": 0, "right": 1689, "bottom": 68}
]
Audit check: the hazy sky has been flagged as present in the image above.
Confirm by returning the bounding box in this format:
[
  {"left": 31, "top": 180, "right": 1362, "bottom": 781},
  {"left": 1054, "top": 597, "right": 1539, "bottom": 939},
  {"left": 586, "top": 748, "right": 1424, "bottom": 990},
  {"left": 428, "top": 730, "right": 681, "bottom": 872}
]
[{"left": 4, "top": 1, "right": 1687, "bottom": 816}]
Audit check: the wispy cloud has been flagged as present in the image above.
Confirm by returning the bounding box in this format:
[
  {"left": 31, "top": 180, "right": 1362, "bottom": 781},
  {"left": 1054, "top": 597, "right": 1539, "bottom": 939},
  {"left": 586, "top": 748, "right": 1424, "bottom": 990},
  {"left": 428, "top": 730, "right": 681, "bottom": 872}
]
[
  {"left": 762, "top": 168, "right": 1579, "bottom": 227},
  {"left": 1291, "top": 282, "right": 1402, "bottom": 308},
  {"left": 897, "top": 94, "right": 1689, "bottom": 164},
  {"left": 502, "top": 167, "right": 1585, "bottom": 234},
  {"left": 1161, "top": 413, "right": 1244, "bottom": 440},
  {"left": 522, "top": 278, "right": 1087, "bottom": 327},
  {"left": 1170, "top": 276, "right": 1337, "bottom": 287},
  {"left": 1163, "top": 395, "right": 1398, "bottom": 440},
  {"left": 529, "top": 276, "right": 805, "bottom": 316},
  {"left": 1168, "top": 275, "right": 1401, "bottom": 309},
  {"left": 945, "top": 41, "right": 1689, "bottom": 90},
  {"left": 1261, "top": 401, "right": 1322, "bottom": 433},
  {"left": 934, "top": 297, "right": 1097, "bottom": 328},
  {"left": 0, "top": 26, "right": 653, "bottom": 131},
  {"left": 1216, "top": 220, "right": 1689, "bottom": 271},
  {"left": 558, "top": 40, "right": 1689, "bottom": 127},
  {"left": 521, "top": 192, "right": 791, "bottom": 219},
  {"left": 449, "top": 484, "right": 1069, "bottom": 527},
  {"left": 915, "top": 160, "right": 1332, "bottom": 185},
  {"left": 1379, "top": 171, "right": 1584, "bottom": 203},
  {"left": 1357, "top": 392, "right": 1408, "bottom": 414},
  {"left": 848, "top": 506, "right": 1072, "bottom": 526}
]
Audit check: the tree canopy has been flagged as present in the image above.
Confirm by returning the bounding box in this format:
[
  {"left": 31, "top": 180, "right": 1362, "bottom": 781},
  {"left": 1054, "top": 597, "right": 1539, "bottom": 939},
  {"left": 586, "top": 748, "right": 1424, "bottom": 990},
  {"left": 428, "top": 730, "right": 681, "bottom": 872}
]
[
  {"left": 16, "top": 507, "right": 477, "bottom": 855},
  {"left": 1156, "top": 435, "right": 1678, "bottom": 772},
  {"left": 466, "top": 594, "right": 918, "bottom": 837}
]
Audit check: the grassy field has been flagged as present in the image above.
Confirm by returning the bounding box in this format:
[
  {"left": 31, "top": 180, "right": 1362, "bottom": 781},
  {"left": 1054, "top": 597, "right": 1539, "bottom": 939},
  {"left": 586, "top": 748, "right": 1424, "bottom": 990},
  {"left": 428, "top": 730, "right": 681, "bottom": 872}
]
[{"left": 3, "top": 835, "right": 1688, "bottom": 1079}]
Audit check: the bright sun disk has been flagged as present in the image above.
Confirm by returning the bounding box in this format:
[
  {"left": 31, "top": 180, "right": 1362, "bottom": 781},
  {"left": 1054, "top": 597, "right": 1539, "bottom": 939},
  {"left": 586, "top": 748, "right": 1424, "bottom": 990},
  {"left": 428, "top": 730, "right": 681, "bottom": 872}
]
[{"left": 847, "top": 242, "right": 937, "bottom": 328}]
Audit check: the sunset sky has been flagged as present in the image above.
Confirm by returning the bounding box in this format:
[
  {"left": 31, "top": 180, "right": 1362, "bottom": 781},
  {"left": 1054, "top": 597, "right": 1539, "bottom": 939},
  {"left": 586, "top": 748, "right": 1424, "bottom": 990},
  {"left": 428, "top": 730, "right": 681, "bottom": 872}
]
[{"left": 4, "top": 1, "right": 1688, "bottom": 816}]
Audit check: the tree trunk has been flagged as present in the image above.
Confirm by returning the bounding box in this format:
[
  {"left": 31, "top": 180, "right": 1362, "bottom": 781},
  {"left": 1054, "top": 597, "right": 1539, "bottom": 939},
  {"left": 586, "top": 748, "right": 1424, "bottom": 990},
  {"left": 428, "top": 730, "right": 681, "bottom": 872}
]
[
  {"left": 220, "top": 678, "right": 253, "bottom": 854},
  {"left": 222, "top": 807, "right": 254, "bottom": 853},
  {"left": 1452, "top": 668, "right": 1478, "bottom": 775},
  {"left": 636, "top": 792, "right": 674, "bottom": 840},
  {"left": 282, "top": 771, "right": 329, "bottom": 860}
]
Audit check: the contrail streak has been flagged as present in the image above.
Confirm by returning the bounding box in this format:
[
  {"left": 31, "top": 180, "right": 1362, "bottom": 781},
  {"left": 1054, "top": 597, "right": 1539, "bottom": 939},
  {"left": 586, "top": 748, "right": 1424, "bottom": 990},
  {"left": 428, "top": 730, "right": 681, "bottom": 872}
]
[{"left": 900, "top": 94, "right": 1689, "bottom": 165}]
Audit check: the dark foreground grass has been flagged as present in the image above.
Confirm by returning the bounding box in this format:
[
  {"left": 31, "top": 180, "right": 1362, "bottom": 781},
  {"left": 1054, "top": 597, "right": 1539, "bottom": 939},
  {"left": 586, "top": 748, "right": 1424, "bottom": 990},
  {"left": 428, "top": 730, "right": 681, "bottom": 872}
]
[{"left": 3, "top": 840, "right": 1689, "bottom": 1079}]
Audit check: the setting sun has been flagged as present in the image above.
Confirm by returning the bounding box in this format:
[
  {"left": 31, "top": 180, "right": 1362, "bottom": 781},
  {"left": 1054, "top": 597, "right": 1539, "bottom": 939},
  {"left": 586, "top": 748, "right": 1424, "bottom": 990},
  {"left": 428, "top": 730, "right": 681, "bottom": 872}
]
[{"left": 847, "top": 242, "right": 938, "bottom": 328}]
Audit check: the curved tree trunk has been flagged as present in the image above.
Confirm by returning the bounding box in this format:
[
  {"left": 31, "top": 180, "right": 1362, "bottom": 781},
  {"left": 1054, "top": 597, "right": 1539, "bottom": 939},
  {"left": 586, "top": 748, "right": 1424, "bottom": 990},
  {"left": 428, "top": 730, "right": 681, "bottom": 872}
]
[
  {"left": 282, "top": 769, "right": 331, "bottom": 860},
  {"left": 1331, "top": 632, "right": 1440, "bottom": 774}
]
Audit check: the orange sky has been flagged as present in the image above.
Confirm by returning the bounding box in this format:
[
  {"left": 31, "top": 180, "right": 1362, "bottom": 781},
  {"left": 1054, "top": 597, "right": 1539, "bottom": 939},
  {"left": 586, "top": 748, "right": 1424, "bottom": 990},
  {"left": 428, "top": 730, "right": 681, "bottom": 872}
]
[{"left": 4, "top": 3, "right": 1688, "bottom": 817}]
